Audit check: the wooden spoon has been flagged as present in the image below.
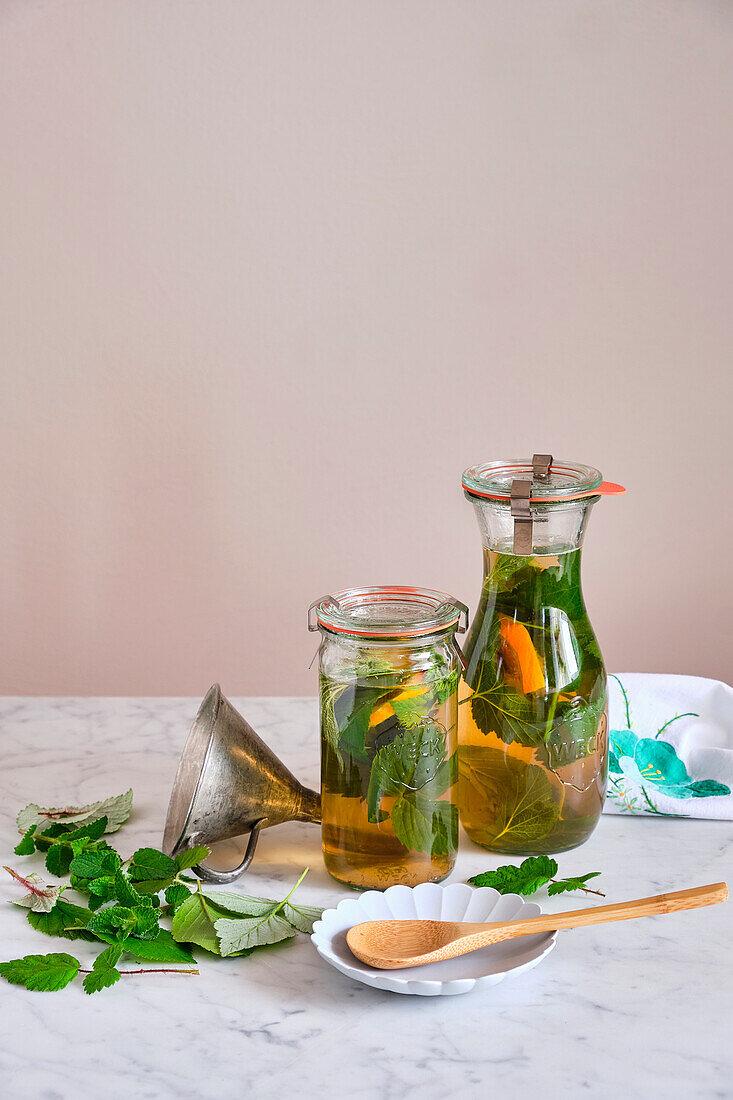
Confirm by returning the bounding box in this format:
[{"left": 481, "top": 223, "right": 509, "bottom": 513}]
[{"left": 346, "top": 882, "right": 728, "bottom": 970}]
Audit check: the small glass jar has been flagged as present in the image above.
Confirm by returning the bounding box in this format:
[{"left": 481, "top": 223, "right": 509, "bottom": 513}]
[{"left": 309, "top": 586, "right": 468, "bottom": 890}]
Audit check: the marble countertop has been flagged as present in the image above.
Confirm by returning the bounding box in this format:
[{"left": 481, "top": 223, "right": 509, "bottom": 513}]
[{"left": 1, "top": 697, "right": 731, "bottom": 1100}]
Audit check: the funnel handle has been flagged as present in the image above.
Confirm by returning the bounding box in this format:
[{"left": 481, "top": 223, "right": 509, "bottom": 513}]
[{"left": 191, "top": 819, "right": 266, "bottom": 883}]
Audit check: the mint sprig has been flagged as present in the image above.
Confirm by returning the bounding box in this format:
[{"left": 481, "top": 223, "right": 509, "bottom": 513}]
[
  {"left": 17, "top": 811, "right": 120, "bottom": 879},
  {"left": 467, "top": 856, "right": 604, "bottom": 898},
  {"left": 3, "top": 790, "right": 323, "bottom": 995}
]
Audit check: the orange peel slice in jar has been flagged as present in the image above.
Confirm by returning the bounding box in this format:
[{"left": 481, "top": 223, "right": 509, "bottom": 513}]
[
  {"left": 368, "top": 699, "right": 396, "bottom": 728},
  {"left": 497, "top": 615, "right": 545, "bottom": 695}
]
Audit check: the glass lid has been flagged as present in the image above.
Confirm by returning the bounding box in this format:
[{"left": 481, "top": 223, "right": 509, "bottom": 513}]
[
  {"left": 308, "top": 586, "right": 468, "bottom": 638},
  {"left": 462, "top": 457, "right": 624, "bottom": 502}
]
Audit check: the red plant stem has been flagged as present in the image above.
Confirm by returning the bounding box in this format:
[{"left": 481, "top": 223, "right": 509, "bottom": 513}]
[
  {"left": 77, "top": 967, "right": 199, "bottom": 976},
  {"left": 3, "top": 865, "right": 56, "bottom": 896}
]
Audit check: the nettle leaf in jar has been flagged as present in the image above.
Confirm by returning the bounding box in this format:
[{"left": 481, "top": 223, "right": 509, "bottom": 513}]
[
  {"left": 319, "top": 677, "right": 350, "bottom": 766},
  {"left": 390, "top": 682, "right": 441, "bottom": 728},
  {"left": 431, "top": 668, "right": 460, "bottom": 707},
  {"left": 335, "top": 687, "right": 395, "bottom": 764},
  {"left": 430, "top": 802, "right": 459, "bottom": 857},
  {"left": 366, "top": 721, "right": 449, "bottom": 818},
  {"left": 365, "top": 721, "right": 457, "bottom": 855},
  {"left": 460, "top": 749, "right": 561, "bottom": 846},
  {"left": 320, "top": 677, "right": 399, "bottom": 767}
]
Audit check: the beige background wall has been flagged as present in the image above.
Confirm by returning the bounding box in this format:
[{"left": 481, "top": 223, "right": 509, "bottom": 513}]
[{"left": 1, "top": 1, "right": 731, "bottom": 696}]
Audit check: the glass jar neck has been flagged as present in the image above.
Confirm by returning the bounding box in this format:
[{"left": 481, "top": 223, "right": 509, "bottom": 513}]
[
  {"left": 469, "top": 495, "right": 597, "bottom": 560},
  {"left": 318, "top": 626, "right": 456, "bottom": 654}
]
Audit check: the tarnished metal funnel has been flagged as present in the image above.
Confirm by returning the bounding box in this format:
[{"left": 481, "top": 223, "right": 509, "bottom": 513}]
[{"left": 162, "top": 684, "right": 321, "bottom": 882}]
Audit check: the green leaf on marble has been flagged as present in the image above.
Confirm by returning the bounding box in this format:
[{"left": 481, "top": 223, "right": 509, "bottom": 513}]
[
  {"left": 118, "top": 930, "right": 195, "bottom": 965},
  {"left": 171, "top": 892, "right": 233, "bottom": 955},
  {"left": 174, "top": 846, "right": 211, "bottom": 872},
  {"left": 83, "top": 945, "right": 123, "bottom": 994},
  {"left": 17, "top": 791, "right": 132, "bottom": 834},
  {"left": 14, "top": 825, "right": 37, "bottom": 855},
  {"left": 214, "top": 911, "right": 295, "bottom": 956},
  {"left": 0, "top": 952, "right": 80, "bottom": 992}
]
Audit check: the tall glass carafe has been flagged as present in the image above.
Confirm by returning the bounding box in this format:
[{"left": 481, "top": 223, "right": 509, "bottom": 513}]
[{"left": 458, "top": 456, "right": 625, "bottom": 854}]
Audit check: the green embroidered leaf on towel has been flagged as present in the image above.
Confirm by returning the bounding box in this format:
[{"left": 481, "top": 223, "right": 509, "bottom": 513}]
[
  {"left": 608, "top": 679, "right": 730, "bottom": 806},
  {"left": 688, "top": 779, "right": 730, "bottom": 797}
]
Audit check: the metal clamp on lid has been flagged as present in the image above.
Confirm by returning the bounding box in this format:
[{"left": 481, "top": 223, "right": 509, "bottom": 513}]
[
  {"left": 433, "top": 597, "right": 470, "bottom": 670},
  {"left": 307, "top": 594, "right": 341, "bottom": 631},
  {"left": 434, "top": 598, "right": 469, "bottom": 634},
  {"left": 532, "top": 453, "right": 553, "bottom": 481},
  {"left": 511, "top": 453, "right": 553, "bottom": 555}
]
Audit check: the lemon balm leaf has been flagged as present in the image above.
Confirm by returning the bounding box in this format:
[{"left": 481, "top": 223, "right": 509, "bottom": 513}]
[
  {"left": 280, "top": 900, "right": 323, "bottom": 934},
  {"left": 174, "top": 846, "right": 210, "bottom": 872},
  {"left": 119, "top": 930, "right": 196, "bottom": 964},
  {"left": 0, "top": 953, "right": 80, "bottom": 992},
  {"left": 164, "top": 884, "right": 192, "bottom": 914},
  {"left": 83, "top": 945, "right": 123, "bottom": 994},
  {"left": 547, "top": 872, "right": 603, "bottom": 896},
  {"left": 468, "top": 857, "right": 603, "bottom": 897},
  {"left": 14, "top": 826, "right": 37, "bottom": 855},
  {"left": 468, "top": 856, "right": 558, "bottom": 895},
  {"left": 127, "top": 848, "right": 178, "bottom": 892}
]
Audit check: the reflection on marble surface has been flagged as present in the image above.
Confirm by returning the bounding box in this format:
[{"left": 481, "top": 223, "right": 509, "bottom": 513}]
[{"left": 1, "top": 697, "right": 732, "bottom": 1100}]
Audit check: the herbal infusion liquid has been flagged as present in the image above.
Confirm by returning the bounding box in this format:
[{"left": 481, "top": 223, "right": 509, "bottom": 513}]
[
  {"left": 309, "top": 587, "right": 467, "bottom": 890},
  {"left": 459, "top": 457, "right": 624, "bottom": 855}
]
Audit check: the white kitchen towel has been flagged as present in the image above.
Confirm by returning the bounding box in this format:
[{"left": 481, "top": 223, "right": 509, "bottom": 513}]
[{"left": 604, "top": 673, "right": 733, "bottom": 818}]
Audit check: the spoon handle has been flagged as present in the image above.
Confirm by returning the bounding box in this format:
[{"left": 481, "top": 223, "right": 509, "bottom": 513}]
[{"left": 489, "top": 881, "right": 728, "bottom": 942}]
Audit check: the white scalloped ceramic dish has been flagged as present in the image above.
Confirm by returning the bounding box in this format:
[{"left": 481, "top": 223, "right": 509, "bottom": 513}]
[{"left": 311, "top": 881, "right": 557, "bottom": 996}]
